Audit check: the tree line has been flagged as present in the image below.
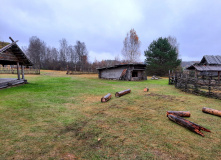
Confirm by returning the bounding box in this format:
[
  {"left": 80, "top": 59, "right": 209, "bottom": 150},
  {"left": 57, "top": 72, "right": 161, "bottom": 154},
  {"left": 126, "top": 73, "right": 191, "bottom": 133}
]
[
  {"left": 21, "top": 28, "right": 182, "bottom": 76},
  {"left": 23, "top": 36, "right": 92, "bottom": 71}
]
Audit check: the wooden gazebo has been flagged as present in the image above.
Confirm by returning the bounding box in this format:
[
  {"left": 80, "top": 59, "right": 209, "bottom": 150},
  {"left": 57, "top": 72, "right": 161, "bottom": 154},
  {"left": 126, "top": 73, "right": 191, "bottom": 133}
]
[{"left": 0, "top": 37, "right": 32, "bottom": 88}]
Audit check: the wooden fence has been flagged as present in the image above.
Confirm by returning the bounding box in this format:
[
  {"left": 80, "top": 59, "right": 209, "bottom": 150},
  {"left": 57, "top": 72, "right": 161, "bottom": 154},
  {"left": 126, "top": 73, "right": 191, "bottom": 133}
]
[
  {"left": 169, "top": 71, "right": 221, "bottom": 99},
  {"left": 0, "top": 67, "right": 40, "bottom": 74},
  {"left": 66, "top": 70, "right": 97, "bottom": 75},
  {"left": 66, "top": 66, "right": 97, "bottom": 75}
]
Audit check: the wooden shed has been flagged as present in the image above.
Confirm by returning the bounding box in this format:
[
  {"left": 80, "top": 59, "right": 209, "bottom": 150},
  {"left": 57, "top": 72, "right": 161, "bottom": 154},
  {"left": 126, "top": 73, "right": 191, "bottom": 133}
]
[
  {"left": 0, "top": 38, "right": 32, "bottom": 89},
  {"left": 186, "top": 55, "right": 221, "bottom": 77},
  {"left": 97, "top": 64, "right": 147, "bottom": 81}
]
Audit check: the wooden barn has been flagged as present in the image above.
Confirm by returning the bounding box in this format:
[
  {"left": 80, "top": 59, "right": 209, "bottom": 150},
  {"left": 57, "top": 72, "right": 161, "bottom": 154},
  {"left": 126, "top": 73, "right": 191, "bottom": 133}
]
[
  {"left": 186, "top": 55, "right": 221, "bottom": 77},
  {"left": 97, "top": 64, "right": 147, "bottom": 81},
  {"left": 0, "top": 38, "right": 32, "bottom": 89}
]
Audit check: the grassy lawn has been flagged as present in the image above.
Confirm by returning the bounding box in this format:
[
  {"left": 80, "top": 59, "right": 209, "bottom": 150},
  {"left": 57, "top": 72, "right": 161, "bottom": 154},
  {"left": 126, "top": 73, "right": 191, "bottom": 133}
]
[{"left": 0, "top": 70, "right": 220, "bottom": 160}]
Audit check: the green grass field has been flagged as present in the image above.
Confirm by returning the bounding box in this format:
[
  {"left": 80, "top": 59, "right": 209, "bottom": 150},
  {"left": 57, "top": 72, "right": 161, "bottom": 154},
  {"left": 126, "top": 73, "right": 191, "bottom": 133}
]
[{"left": 0, "top": 70, "right": 220, "bottom": 160}]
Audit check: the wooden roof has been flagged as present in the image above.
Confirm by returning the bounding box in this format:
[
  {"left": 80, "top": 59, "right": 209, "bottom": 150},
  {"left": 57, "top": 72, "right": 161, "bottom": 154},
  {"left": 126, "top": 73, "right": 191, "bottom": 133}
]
[
  {"left": 0, "top": 40, "right": 32, "bottom": 66},
  {"left": 97, "top": 63, "right": 146, "bottom": 70},
  {"left": 186, "top": 64, "right": 221, "bottom": 71},
  {"left": 200, "top": 55, "right": 221, "bottom": 65}
]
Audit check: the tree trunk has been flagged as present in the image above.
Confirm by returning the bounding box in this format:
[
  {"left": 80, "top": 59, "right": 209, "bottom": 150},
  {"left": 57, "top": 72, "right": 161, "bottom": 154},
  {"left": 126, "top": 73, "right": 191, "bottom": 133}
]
[
  {"left": 115, "top": 89, "right": 131, "bottom": 97},
  {"left": 168, "top": 114, "right": 211, "bottom": 137},
  {"left": 202, "top": 107, "right": 221, "bottom": 117},
  {"left": 167, "top": 111, "right": 190, "bottom": 117},
  {"left": 101, "top": 93, "right": 112, "bottom": 103}
]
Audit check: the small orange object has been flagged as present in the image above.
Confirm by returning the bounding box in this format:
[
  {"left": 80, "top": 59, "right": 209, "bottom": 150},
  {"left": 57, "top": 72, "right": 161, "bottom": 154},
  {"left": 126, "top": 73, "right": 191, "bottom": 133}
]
[{"left": 143, "top": 87, "right": 149, "bottom": 92}]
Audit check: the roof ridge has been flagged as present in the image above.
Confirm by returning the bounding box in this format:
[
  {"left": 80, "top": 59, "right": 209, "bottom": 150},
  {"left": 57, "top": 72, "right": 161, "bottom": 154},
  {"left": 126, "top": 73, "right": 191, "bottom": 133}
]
[{"left": 0, "top": 40, "right": 18, "bottom": 53}]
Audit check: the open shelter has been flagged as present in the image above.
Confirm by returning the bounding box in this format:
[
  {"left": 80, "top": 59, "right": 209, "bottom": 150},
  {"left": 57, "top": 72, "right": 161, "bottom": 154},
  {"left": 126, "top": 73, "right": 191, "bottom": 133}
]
[{"left": 0, "top": 37, "right": 32, "bottom": 89}]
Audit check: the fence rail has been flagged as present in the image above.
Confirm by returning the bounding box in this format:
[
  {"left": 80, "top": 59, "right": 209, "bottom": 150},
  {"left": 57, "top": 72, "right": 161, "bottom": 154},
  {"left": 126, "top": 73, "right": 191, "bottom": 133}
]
[
  {"left": 169, "top": 71, "right": 221, "bottom": 99},
  {"left": 0, "top": 67, "right": 40, "bottom": 74},
  {"left": 66, "top": 70, "right": 97, "bottom": 75}
]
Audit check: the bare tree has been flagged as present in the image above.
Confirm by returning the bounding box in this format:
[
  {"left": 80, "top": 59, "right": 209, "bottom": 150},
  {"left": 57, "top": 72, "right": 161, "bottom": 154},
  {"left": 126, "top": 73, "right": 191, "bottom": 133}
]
[
  {"left": 168, "top": 36, "right": 179, "bottom": 55},
  {"left": 121, "top": 28, "right": 141, "bottom": 63},
  {"left": 27, "top": 36, "right": 46, "bottom": 69},
  {"left": 74, "top": 41, "right": 88, "bottom": 71},
  {"left": 59, "top": 38, "right": 69, "bottom": 62},
  {"left": 68, "top": 45, "right": 77, "bottom": 64}
]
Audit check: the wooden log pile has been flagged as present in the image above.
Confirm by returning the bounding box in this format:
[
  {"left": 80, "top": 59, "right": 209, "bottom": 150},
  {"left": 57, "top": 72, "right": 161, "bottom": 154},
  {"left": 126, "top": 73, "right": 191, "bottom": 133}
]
[
  {"left": 167, "top": 111, "right": 211, "bottom": 137},
  {"left": 202, "top": 107, "right": 221, "bottom": 117},
  {"left": 115, "top": 89, "right": 131, "bottom": 97},
  {"left": 101, "top": 93, "right": 112, "bottom": 103}
]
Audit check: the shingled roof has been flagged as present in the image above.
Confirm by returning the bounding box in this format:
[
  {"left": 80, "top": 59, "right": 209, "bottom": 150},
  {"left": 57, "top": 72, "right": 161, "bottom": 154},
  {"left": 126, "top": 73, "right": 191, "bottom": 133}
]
[
  {"left": 0, "top": 40, "right": 32, "bottom": 66},
  {"left": 186, "top": 64, "right": 221, "bottom": 71},
  {"left": 200, "top": 55, "right": 221, "bottom": 65}
]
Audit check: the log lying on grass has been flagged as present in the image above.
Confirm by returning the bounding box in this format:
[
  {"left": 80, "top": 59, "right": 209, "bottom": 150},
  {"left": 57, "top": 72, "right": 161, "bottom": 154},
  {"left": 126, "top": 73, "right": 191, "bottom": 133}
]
[
  {"left": 143, "top": 87, "right": 149, "bottom": 92},
  {"left": 101, "top": 93, "right": 111, "bottom": 103},
  {"left": 167, "top": 111, "right": 191, "bottom": 117},
  {"left": 202, "top": 107, "right": 221, "bottom": 117},
  {"left": 168, "top": 114, "right": 211, "bottom": 137},
  {"left": 115, "top": 89, "right": 131, "bottom": 97}
]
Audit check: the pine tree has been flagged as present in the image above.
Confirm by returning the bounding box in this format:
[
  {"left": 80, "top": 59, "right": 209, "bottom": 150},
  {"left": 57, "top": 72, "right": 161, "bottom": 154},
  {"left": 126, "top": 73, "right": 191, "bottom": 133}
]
[{"left": 144, "top": 37, "right": 181, "bottom": 76}]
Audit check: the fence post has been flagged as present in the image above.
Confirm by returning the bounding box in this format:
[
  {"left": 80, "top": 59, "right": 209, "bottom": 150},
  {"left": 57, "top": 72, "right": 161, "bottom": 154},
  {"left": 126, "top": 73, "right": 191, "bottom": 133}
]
[
  {"left": 169, "top": 70, "right": 171, "bottom": 84},
  {"left": 208, "top": 76, "right": 212, "bottom": 96},
  {"left": 194, "top": 74, "right": 198, "bottom": 93}
]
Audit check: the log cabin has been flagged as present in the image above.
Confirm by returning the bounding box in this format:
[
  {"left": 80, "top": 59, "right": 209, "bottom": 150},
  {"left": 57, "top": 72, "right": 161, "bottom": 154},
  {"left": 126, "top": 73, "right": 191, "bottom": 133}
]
[{"left": 186, "top": 55, "right": 221, "bottom": 78}]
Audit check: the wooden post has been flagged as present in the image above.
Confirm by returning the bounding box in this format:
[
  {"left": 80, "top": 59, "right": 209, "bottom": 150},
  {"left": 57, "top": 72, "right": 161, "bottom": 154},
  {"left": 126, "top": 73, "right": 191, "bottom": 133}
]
[
  {"left": 218, "top": 71, "right": 220, "bottom": 84},
  {"left": 169, "top": 70, "right": 171, "bottom": 84},
  {"left": 21, "top": 65, "right": 25, "bottom": 79},
  {"left": 17, "top": 62, "right": 20, "bottom": 80}
]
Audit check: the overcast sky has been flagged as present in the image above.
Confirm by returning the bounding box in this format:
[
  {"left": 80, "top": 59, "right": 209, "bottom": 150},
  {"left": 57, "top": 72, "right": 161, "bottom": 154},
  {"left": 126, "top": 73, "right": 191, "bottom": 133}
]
[{"left": 1, "top": 0, "right": 221, "bottom": 62}]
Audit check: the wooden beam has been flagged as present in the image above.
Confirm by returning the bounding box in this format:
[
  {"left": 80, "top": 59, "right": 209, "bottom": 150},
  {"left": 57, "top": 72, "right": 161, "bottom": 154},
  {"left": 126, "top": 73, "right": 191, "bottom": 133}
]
[
  {"left": 17, "top": 62, "right": 20, "bottom": 80},
  {"left": 21, "top": 65, "right": 25, "bottom": 79},
  {"left": 9, "top": 37, "right": 14, "bottom": 42}
]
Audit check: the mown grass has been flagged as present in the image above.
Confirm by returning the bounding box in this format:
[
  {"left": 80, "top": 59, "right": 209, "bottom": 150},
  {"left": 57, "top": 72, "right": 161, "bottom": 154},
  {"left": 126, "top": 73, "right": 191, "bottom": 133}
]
[{"left": 0, "top": 70, "right": 220, "bottom": 160}]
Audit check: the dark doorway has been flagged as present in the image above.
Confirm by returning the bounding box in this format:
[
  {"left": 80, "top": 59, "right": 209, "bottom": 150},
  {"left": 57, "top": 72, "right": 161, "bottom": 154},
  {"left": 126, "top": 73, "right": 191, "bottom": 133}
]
[{"left": 132, "top": 71, "right": 138, "bottom": 77}]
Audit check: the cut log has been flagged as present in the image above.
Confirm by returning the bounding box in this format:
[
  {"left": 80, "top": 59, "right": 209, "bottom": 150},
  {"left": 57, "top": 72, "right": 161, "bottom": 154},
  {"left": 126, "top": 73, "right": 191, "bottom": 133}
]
[
  {"left": 101, "top": 93, "right": 111, "bottom": 103},
  {"left": 168, "top": 114, "right": 211, "bottom": 137},
  {"left": 167, "top": 111, "right": 191, "bottom": 117},
  {"left": 115, "top": 89, "right": 131, "bottom": 97},
  {"left": 202, "top": 107, "right": 221, "bottom": 117},
  {"left": 143, "top": 87, "right": 149, "bottom": 92}
]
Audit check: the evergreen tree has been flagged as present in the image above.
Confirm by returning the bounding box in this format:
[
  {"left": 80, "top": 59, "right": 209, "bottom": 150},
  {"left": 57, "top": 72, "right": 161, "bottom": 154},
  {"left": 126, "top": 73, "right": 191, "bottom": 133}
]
[{"left": 144, "top": 37, "right": 181, "bottom": 76}]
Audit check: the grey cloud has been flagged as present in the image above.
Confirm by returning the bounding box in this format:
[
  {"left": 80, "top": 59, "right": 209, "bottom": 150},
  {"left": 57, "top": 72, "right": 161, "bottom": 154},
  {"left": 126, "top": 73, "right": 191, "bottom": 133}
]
[{"left": 1, "top": 0, "right": 221, "bottom": 62}]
